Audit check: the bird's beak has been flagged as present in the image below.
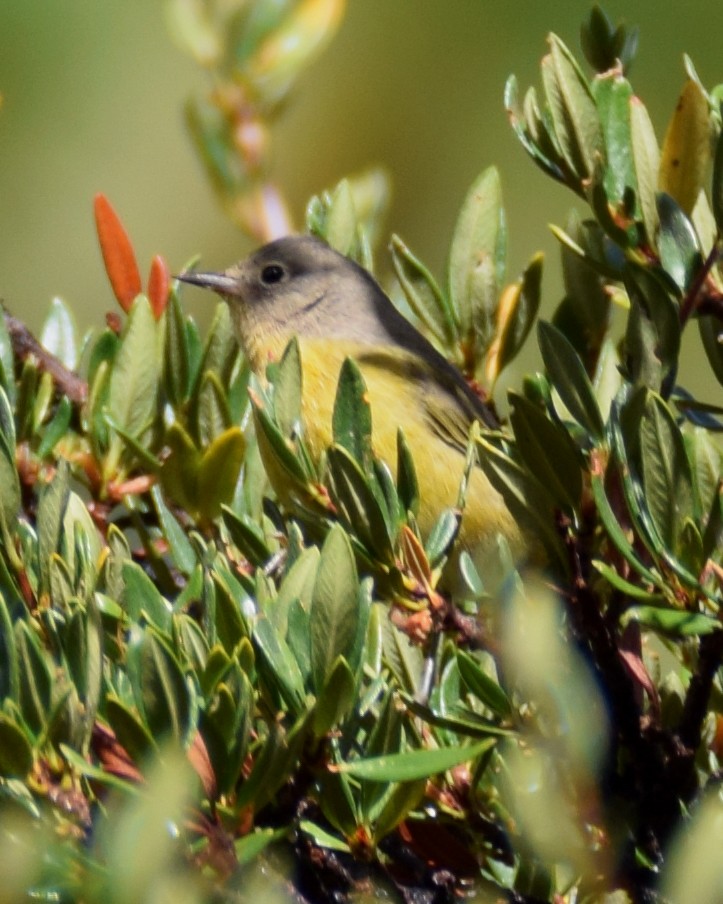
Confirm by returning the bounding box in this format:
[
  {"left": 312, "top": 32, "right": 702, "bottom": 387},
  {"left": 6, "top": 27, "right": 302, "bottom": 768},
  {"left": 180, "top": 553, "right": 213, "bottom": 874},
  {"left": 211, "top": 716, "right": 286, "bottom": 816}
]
[{"left": 175, "top": 270, "right": 240, "bottom": 295}]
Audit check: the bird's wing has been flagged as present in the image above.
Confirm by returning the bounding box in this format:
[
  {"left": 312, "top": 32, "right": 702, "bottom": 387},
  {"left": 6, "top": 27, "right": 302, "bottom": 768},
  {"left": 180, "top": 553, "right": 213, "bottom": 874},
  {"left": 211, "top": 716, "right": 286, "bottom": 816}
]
[{"left": 422, "top": 373, "right": 481, "bottom": 455}]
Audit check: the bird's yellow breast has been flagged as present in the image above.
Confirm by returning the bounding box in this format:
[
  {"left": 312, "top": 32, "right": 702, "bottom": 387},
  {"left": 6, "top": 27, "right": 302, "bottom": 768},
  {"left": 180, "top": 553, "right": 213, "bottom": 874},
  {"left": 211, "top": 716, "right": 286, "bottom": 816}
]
[{"left": 294, "top": 337, "right": 524, "bottom": 570}]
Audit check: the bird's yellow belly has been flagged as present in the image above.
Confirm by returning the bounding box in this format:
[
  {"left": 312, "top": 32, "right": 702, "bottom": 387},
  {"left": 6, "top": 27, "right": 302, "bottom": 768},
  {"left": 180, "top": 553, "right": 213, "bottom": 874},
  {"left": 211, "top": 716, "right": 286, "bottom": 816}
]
[{"left": 296, "top": 338, "right": 525, "bottom": 570}]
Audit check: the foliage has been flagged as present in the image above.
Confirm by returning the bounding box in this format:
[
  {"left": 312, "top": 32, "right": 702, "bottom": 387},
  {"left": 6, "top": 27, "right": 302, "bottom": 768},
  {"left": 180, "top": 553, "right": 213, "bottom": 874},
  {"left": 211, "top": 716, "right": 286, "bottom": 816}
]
[{"left": 0, "top": 3, "right": 722, "bottom": 903}]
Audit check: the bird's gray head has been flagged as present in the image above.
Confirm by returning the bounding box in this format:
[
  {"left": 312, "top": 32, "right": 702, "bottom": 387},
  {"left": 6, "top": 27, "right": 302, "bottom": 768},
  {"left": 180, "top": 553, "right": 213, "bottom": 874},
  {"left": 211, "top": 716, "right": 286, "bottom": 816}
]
[{"left": 178, "top": 235, "right": 385, "bottom": 358}]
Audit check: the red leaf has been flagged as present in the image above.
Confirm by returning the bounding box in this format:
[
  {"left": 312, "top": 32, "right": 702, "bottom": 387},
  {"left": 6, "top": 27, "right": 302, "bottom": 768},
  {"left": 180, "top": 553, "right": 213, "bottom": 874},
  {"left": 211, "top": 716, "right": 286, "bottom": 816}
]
[
  {"left": 94, "top": 193, "right": 142, "bottom": 312},
  {"left": 147, "top": 254, "right": 170, "bottom": 319}
]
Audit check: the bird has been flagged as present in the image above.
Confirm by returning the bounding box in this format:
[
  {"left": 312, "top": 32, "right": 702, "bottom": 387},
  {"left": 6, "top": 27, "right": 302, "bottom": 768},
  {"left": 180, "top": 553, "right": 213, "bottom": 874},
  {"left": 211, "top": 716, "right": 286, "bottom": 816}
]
[{"left": 178, "top": 234, "right": 528, "bottom": 583}]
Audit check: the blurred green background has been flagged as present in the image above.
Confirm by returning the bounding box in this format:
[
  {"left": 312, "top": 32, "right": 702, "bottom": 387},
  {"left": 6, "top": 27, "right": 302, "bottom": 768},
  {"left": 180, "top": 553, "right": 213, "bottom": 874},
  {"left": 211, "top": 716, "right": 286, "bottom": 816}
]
[{"left": 1, "top": 1, "right": 722, "bottom": 397}]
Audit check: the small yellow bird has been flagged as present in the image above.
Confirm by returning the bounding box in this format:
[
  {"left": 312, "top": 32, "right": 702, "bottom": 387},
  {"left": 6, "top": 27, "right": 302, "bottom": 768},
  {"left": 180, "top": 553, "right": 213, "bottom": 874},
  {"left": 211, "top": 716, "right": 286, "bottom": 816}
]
[{"left": 179, "top": 235, "right": 527, "bottom": 581}]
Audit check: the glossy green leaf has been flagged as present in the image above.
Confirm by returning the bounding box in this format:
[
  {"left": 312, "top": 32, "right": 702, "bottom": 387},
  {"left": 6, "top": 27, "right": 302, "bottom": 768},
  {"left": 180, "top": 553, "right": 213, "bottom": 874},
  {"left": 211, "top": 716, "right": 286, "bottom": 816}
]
[
  {"left": 547, "top": 33, "right": 603, "bottom": 179},
  {"left": 640, "top": 392, "right": 695, "bottom": 552},
  {"left": 621, "top": 606, "right": 720, "bottom": 637},
  {"left": 310, "top": 525, "right": 359, "bottom": 694},
  {"left": 476, "top": 436, "right": 565, "bottom": 569},
  {"left": 509, "top": 390, "right": 582, "bottom": 512},
  {"left": 390, "top": 234, "right": 456, "bottom": 347},
  {"left": 490, "top": 253, "right": 543, "bottom": 383},
  {"left": 128, "top": 630, "right": 193, "bottom": 743},
  {"left": 197, "top": 427, "right": 246, "bottom": 521},
  {"left": 164, "top": 289, "right": 190, "bottom": 408},
  {"left": 40, "top": 297, "right": 77, "bottom": 369},
  {"left": 312, "top": 655, "right": 355, "bottom": 737},
  {"left": 253, "top": 616, "right": 307, "bottom": 713},
  {"left": 592, "top": 70, "right": 635, "bottom": 205},
  {"left": 273, "top": 337, "right": 302, "bottom": 438},
  {"left": 222, "top": 505, "right": 272, "bottom": 568},
  {"left": 106, "top": 695, "right": 156, "bottom": 762},
  {"left": 0, "top": 312, "right": 17, "bottom": 403},
  {"left": 121, "top": 561, "right": 173, "bottom": 631},
  {"left": 326, "top": 444, "right": 394, "bottom": 563},
  {"left": 15, "top": 621, "right": 52, "bottom": 735},
  {"left": 424, "top": 508, "right": 460, "bottom": 568},
  {"left": 629, "top": 96, "right": 660, "bottom": 245},
  {"left": 0, "top": 390, "right": 20, "bottom": 540},
  {"left": 37, "top": 458, "right": 70, "bottom": 596},
  {"left": 457, "top": 651, "right": 511, "bottom": 718},
  {"left": 396, "top": 428, "right": 419, "bottom": 518},
  {"left": 332, "top": 358, "right": 373, "bottom": 473},
  {"left": 504, "top": 76, "right": 567, "bottom": 184},
  {"left": 150, "top": 486, "right": 197, "bottom": 575},
  {"left": 337, "top": 736, "right": 496, "bottom": 782},
  {"left": 623, "top": 266, "right": 680, "bottom": 393},
  {"left": 194, "top": 369, "right": 231, "bottom": 446},
  {"left": 107, "top": 295, "right": 160, "bottom": 440},
  {"left": 537, "top": 320, "right": 605, "bottom": 439},
  {"left": 656, "top": 193, "right": 702, "bottom": 293},
  {"left": 447, "top": 166, "right": 505, "bottom": 350}
]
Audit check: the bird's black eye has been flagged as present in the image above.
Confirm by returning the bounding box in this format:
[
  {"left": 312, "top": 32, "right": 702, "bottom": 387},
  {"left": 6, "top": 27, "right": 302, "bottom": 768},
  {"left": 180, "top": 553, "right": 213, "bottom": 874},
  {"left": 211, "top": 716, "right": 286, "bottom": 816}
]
[{"left": 260, "top": 263, "right": 286, "bottom": 285}]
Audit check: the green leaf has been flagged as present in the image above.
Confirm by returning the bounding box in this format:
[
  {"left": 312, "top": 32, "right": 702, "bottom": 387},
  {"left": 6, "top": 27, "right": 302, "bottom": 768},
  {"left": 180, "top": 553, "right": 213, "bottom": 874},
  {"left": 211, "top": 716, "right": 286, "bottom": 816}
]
[
  {"left": 424, "top": 508, "right": 460, "bottom": 568},
  {"left": 197, "top": 427, "right": 246, "bottom": 521},
  {"left": 0, "top": 388, "right": 20, "bottom": 538},
  {"left": 37, "top": 458, "right": 70, "bottom": 596},
  {"left": 621, "top": 606, "right": 720, "bottom": 637},
  {"left": 128, "top": 630, "right": 193, "bottom": 743},
  {"left": 332, "top": 358, "right": 373, "bottom": 473},
  {"left": 447, "top": 166, "right": 505, "bottom": 354},
  {"left": 222, "top": 505, "right": 273, "bottom": 568},
  {"left": 37, "top": 395, "right": 73, "bottom": 459},
  {"left": 15, "top": 621, "right": 52, "bottom": 735},
  {"left": 312, "top": 655, "right": 356, "bottom": 738},
  {"left": 509, "top": 391, "right": 582, "bottom": 512},
  {"left": 273, "top": 337, "right": 303, "bottom": 439},
  {"left": 107, "top": 295, "right": 160, "bottom": 441},
  {"left": 456, "top": 651, "right": 511, "bottom": 719},
  {"left": 253, "top": 617, "right": 307, "bottom": 713},
  {"left": 623, "top": 266, "right": 680, "bottom": 393},
  {"left": 629, "top": 96, "right": 660, "bottom": 245},
  {"left": 490, "top": 253, "right": 543, "bottom": 383},
  {"left": 396, "top": 429, "right": 419, "bottom": 518},
  {"left": 105, "top": 695, "right": 157, "bottom": 762},
  {"left": 150, "top": 486, "right": 197, "bottom": 575},
  {"left": 0, "top": 312, "right": 17, "bottom": 403},
  {"left": 337, "top": 737, "right": 496, "bottom": 782},
  {"left": 390, "top": 234, "right": 456, "bottom": 348},
  {"left": 234, "top": 828, "right": 284, "bottom": 866},
  {"left": 476, "top": 437, "right": 565, "bottom": 569},
  {"left": 656, "top": 193, "right": 702, "bottom": 293},
  {"left": 40, "top": 297, "right": 77, "bottom": 369},
  {"left": 194, "top": 369, "right": 231, "bottom": 446},
  {"left": 537, "top": 321, "right": 605, "bottom": 439},
  {"left": 310, "top": 525, "right": 359, "bottom": 694},
  {"left": 504, "top": 75, "right": 567, "bottom": 185},
  {"left": 592, "top": 70, "right": 635, "bottom": 205},
  {"left": 164, "top": 289, "right": 190, "bottom": 408},
  {"left": 547, "top": 33, "right": 603, "bottom": 179},
  {"left": 639, "top": 392, "right": 695, "bottom": 552},
  {"left": 326, "top": 444, "right": 395, "bottom": 564},
  {"left": 121, "top": 561, "right": 173, "bottom": 631},
  {"left": 0, "top": 590, "right": 19, "bottom": 701}
]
